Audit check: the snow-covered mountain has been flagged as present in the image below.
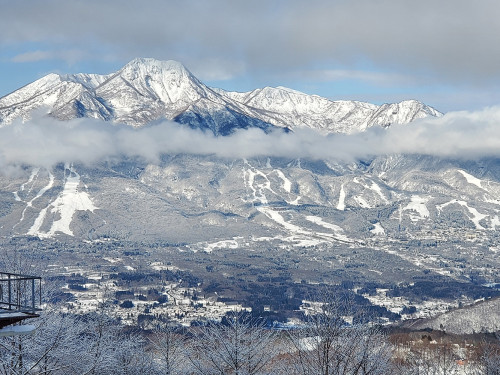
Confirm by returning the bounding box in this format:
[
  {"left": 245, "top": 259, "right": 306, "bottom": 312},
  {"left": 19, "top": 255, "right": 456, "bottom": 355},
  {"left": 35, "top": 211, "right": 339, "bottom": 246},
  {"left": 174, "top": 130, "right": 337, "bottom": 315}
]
[
  {"left": 0, "top": 58, "right": 442, "bottom": 135},
  {"left": 1, "top": 57, "right": 500, "bottom": 322},
  {"left": 219, "top": 87, "right": 441, "bottom": 133},
  {"left": 7, "top": 58, "right": 500, "bottom": 329}
]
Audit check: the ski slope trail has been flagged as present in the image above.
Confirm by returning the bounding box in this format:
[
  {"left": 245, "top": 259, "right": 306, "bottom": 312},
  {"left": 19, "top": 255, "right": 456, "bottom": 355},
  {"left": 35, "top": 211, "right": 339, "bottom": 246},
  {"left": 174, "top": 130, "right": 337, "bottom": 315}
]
[
  {"left": 13, "top": 168, "right": 55, "bottom": 231},
  {"left": 243, "top": 160, "right": 353, "bottom": 245},
  {"left": 28, "top": 163, "right": 97, "bottom": 238}
]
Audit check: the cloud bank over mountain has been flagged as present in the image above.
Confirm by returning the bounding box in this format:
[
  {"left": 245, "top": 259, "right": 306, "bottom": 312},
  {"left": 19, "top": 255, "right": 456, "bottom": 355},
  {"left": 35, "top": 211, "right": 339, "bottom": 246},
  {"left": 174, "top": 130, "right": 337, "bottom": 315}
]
[{"left": 1, "top": 106, "right": 499, "bottom": 174}]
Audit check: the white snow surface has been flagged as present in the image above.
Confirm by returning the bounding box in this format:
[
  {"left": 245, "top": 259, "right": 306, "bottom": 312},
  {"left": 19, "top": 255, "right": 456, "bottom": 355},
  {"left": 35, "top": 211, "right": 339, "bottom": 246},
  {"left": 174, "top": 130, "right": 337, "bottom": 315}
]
[
  {"left": 0, "top": 325, "right": 36, "bottom": 337},
  {"left": 368, "top": 181, "right": 388, "bottom": 203},
  {"left": 15, "top": 169, "right": 55, "bottom": 231},
  {"left": 274, "top": 169, "right": 291, "bottom": 193},
  {"left": 337, "top": 184, "right": 346, "bottom": 210},
  {"left": 458, "top": 170, "right": 484, "bottom": 189},
  {"left": 203, "top": 239, "right": 239, "bottom": 253},
  {"left": 403, "top": 195, "right": 430, "bottom": 221},
  {"left": 370, "top": 222, "right": 385, "bottom": 235},
  {"left": 491, "top": 215, "right": 500, "bottom": 230},
  {"left": 353, "top": 196, "right": 371, "bottom": 208},
  {"left": 28, "top": 164, "right": 97, "bottom": 237},
  {"left": 305, "top": 215, "right": 351, "bottom": 243}
]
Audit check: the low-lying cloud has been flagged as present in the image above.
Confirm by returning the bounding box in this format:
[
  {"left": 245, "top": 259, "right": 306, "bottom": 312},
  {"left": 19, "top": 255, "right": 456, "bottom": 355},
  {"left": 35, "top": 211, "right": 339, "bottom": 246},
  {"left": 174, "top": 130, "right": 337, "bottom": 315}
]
[{"left": 1, "top": 106, "right": 500, "bottom": 174}]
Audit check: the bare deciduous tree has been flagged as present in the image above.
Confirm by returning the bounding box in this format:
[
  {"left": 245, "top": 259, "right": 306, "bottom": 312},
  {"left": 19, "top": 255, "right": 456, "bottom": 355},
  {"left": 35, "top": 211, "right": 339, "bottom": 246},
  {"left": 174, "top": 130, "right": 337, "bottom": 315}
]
[
  {"left": 148, "top": 322, "right": 189, "bottom": 375},
  {"left": 286, "top": 291, "right": 394, "bottom": 375},
  {"left": 479, "top": 338, "right": 500, "bottom": 375},
  {"left": 188, "top": 313, "right": 277, "bottom": 375}
]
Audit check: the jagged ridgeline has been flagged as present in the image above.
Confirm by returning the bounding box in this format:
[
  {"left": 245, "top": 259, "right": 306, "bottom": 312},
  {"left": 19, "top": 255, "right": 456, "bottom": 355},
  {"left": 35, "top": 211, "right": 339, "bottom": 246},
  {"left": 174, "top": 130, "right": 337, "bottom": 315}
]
[{"left": 0, "top": 58, "right": 441, "bottom": 135}]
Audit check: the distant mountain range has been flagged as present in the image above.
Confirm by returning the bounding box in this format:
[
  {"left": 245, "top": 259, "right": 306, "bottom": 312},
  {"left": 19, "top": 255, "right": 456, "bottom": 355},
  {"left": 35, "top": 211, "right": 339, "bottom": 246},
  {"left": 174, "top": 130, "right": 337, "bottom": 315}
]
[
  {"left": 2, "top": 58, "right": 500, "bottom": 327},
  {"left": 0, "top": 58, "right": 442, "bottom": 135}
]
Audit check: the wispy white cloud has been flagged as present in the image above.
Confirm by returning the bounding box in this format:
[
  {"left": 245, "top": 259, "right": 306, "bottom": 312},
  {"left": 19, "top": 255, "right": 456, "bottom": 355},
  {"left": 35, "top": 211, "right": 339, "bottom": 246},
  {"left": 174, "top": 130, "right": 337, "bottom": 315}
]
[
  {"left": 11, "top": 50, "right": 52, "bottom": 63},
  {"left": 299, "top": 69, "right": 416, "bottom": 87},
  {"left": 187, "top": 58, "right": 246, "bottom": 82},
  {"left": 11, "top": 49, "right": 87, "bottom": 64}
]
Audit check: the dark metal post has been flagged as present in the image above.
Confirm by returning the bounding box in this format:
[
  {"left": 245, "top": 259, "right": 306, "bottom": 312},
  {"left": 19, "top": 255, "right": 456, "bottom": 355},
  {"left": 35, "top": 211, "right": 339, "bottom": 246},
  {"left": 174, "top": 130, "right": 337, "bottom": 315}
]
[
  {"left": 7, "top": 274, "right": 11, "bottom": 310},
  {"left": 32, "top": 278, "right": 35, "bottom": 313}
]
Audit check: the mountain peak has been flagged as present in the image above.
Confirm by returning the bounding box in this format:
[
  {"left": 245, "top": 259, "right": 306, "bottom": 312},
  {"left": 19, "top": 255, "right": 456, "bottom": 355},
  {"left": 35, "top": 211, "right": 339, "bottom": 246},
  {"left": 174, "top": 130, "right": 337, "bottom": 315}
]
[
  {"left": 275, "top": 86, "right": 308, "bottom": 96},
  {"left": 114, "top": 58, "right": 203, "bottom": 99},
  {"left": 120, "top": 58, "right": 191, "bottom": 77}
]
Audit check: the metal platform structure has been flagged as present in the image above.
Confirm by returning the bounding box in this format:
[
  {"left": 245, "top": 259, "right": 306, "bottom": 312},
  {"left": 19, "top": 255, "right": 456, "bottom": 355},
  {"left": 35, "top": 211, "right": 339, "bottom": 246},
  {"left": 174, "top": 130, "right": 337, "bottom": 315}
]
[{"left": 0, "top": 272, "right": 42, "bottom": 330}]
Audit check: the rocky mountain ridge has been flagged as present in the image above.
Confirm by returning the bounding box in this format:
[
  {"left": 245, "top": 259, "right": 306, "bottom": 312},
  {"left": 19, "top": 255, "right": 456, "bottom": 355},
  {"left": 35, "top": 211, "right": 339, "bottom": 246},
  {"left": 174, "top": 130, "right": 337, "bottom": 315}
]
[{"left": 0, "top": 58, "right": 442, "bottom": 135}]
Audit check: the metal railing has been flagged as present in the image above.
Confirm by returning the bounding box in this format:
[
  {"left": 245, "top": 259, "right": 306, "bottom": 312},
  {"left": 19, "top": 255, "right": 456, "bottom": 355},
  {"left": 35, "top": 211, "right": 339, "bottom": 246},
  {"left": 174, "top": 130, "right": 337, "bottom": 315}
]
[{"left": 0, "top": 272, "right": 42, "bottom": 315}]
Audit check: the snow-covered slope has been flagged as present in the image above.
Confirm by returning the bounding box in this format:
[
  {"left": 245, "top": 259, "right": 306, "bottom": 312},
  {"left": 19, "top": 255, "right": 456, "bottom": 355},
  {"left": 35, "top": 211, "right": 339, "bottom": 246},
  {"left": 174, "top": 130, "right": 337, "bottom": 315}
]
[
  {"left": 218, "top": 86, "right": 443, "bottom": 133},
  {"left": 405, "top": 297, "right": 500, "bottom": 334},
  {"left": 365, "top": 100, "right": 442, "bottom": 129},
  {"left": 0, "top": 58, "right": 442, "bottom": 134},
  {"left": 94, "top": 58, "right": 219, "bottom": 126},
  {"left": 217, "top": 86, "right": 378, "bottom": 133}
]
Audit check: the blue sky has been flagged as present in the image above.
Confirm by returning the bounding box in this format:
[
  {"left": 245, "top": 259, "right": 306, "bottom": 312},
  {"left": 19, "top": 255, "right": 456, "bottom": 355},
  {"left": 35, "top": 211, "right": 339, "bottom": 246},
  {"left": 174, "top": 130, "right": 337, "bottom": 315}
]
[{"left": 1, "top": 0, "right": 499, "bottom": 113}]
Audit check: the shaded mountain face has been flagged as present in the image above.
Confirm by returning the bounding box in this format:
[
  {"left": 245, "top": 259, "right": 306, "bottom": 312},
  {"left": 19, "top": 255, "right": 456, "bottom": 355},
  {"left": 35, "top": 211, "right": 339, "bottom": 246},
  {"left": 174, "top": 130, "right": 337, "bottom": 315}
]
[{"left": 0, "top": 58, "right": 441, "bottom": 135}]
